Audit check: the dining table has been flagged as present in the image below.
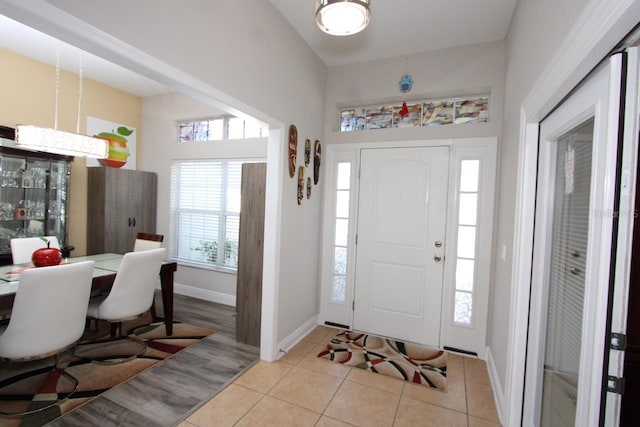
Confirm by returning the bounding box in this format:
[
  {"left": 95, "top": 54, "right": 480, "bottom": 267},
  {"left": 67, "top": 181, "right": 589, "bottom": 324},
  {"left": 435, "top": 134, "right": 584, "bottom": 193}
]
[{"left": 0, "top": 253, "right": 178, "bottom": 335}]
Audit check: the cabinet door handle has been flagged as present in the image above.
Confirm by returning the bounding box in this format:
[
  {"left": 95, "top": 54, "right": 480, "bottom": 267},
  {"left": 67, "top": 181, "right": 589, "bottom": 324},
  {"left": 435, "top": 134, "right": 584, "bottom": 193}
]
[
  {"left": 132, "top": 218, "right": 136, "bottom": 227},
  {"left": 128, "top": 217, "right": 132, "bottom": 227}
]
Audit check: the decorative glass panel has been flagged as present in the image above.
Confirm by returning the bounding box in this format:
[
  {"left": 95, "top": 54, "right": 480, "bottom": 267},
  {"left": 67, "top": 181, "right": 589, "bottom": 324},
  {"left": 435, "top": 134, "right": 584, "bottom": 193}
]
[
  {"left": 392, "top": 103, "right": 422, "bottom": 128},
  {"left": 331, "top": 275, "right": 346, "bottom": 303},
  {"left": 454, "top": 97, "right": 489, "bottom": 124},
  {"left": 340, "top": 109, "right": 356, "bottom": 132},
  {"left": 334, "top": 247, "right": 347, "bottom": 274},
  {"left": 454, "top": 291, "right": 473, "bottom": 324},
  {"left": 339, "top": 95, "right": 488, "bottom": 132},
  {"left": 423, "top": 100, "right": 454, "bottom": 126},
  {"left": 366, "top": 106, "right": 393, "bottom": 129}
]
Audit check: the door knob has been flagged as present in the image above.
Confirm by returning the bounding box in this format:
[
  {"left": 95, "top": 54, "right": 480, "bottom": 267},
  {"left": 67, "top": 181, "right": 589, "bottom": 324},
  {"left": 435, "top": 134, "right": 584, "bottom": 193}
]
[
  {"left": 434, "top": 240, "right": 443, "bottom": 248},
  {"left": 434, "top": 254, "right": 442, "bottom": 262}
]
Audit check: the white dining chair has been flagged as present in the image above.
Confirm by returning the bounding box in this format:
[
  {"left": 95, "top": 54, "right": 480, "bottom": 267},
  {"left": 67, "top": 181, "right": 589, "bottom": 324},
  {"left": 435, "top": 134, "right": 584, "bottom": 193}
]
[
  {"left": 0, "top": 261, "right": 95, "bottom": 417},
  {"left": 10, "top": 236, "right": 60, "bottom": 264},
  {"left": 81, "top": 248, "right": 165, "bottom": 363},
  {"left": 132, "top": 232, "right": 164, "bottom": 252}
]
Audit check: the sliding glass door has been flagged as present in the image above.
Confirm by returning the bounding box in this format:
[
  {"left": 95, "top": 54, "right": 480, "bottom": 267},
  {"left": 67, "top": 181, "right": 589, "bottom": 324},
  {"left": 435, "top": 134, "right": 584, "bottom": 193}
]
[{"left": 523, "top": 54, "right": 624, "bottom": 426}]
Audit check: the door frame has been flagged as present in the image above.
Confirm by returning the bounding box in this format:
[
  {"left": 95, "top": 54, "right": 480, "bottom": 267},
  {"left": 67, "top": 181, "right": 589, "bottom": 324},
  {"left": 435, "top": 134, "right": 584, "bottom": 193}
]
[
  {"left": 522, "top": 57, "right": 622, "bottom": 426},
  {"left": 319, "top": 137, "right": 497, "bottom": 357},
  {"left": 506, "top": 1, "right": 640, "bottom": 425}
]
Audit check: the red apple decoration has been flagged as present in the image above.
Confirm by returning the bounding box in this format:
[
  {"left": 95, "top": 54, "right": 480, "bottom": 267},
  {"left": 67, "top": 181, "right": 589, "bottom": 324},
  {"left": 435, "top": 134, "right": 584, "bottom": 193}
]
[
  {"left": 32, "top": 241, "right": 62, "bottom": 267},
  {"left": 95, "top": 129, "right": 131, "bottom": 168}
]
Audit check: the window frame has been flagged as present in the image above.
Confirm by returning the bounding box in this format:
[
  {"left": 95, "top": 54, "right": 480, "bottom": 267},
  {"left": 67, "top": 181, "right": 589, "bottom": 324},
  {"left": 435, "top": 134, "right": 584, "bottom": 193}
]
[
  {"left": 169, "top": 158, "right": 261, "bottom": 273},
  {"left": 179, "top": 116, "right": 269, "bottom": 142}
]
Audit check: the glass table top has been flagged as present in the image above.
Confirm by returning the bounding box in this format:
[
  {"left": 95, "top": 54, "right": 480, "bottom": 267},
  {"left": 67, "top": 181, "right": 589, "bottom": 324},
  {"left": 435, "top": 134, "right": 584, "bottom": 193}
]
[{"left": 0, "top": 253, "right": 124, "bottom": 296}]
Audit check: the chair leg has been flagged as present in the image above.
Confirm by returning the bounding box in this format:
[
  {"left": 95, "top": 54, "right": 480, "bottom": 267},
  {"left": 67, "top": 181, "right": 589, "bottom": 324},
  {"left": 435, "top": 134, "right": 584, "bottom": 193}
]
[
  {"left": 73, "top": 319, "right": 147, "bottom": 366},
  {"left": 110, "top": 322, "right": 121, "bottom": 338}
]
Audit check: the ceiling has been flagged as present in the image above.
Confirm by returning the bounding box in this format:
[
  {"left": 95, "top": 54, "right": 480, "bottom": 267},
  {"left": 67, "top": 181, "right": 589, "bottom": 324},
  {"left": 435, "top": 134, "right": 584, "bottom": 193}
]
[
  {"left": 270, "top": 0, "right": 519, "bottom": 66},
  {"left": 0, "top": 1, "right": 519, "bottom": 97},
  {"left": 0, "top": 14, "right": 170, "bottom": 98}
]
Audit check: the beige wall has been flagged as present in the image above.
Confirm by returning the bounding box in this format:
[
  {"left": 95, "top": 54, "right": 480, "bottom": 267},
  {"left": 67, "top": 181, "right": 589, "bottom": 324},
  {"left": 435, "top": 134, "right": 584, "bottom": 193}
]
[{"left": 0, "top": 47, "right": 142, "bottom": 255}]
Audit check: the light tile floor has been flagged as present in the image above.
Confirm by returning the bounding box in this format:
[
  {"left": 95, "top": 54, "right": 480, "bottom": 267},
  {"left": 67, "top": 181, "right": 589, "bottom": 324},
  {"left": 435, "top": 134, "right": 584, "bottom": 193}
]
[{"left": 178, "top": 326, "right": 502, "bottom": 427}]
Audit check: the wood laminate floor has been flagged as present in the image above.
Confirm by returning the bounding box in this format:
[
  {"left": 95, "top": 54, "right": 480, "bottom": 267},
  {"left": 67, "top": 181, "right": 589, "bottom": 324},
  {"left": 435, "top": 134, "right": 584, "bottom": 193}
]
[{"left": 50, "top": 292, "right": 260, "bottom": 427}]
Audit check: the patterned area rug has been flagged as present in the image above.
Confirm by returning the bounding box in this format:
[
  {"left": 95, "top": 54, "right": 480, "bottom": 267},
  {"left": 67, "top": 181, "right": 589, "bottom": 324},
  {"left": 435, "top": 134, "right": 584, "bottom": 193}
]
[
  {"left": 317, "top": 330, "right": 447, "bottom": 391},
  {"left": 0, "top": 315, "right": 213, "bottom": 426}
]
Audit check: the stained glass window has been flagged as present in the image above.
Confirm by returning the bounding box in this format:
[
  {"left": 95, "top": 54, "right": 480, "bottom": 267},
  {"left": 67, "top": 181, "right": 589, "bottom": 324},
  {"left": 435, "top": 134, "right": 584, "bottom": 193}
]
[{"left": 339, "top": 95, "right": 488, "bottom": 131}]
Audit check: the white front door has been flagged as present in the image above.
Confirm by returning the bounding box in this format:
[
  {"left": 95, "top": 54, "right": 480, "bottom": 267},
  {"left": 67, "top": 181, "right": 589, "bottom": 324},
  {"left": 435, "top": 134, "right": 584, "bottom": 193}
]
[{"left": 353, "top": 146, "right": 449, "bottom": 347}]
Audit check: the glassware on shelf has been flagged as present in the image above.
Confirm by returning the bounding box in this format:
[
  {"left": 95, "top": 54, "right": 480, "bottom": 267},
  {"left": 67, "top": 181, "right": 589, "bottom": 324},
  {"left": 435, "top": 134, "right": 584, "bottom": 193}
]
[
  {"left": 0, "top": 202, "right": 13, "bottom": 220},
  {"left": 1, "top": 170, "right": 20, "bottom": 188}
]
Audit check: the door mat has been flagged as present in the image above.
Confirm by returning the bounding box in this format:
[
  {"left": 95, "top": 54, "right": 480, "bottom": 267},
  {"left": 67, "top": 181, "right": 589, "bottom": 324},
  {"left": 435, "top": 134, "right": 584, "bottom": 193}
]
[
  {"left": 317, "top": 330, "right": 447, "bottom": 391},
  {"left": 0, "top": 317, "right": 214, "bottom": 426}
]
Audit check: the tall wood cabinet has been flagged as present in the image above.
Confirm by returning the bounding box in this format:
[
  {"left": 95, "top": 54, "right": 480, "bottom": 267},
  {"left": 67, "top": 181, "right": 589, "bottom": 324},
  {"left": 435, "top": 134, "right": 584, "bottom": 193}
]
[
  {"left": 236, "top": 163, "right": 266, "bottom": 347},
  {"left": 86, "top": 167, "right": 157, "bottom": 255}
]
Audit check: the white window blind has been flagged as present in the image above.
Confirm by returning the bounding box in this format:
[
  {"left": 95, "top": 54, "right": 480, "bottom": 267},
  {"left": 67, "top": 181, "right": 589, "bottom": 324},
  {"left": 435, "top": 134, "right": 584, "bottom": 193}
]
[{"left": 169, "top": 160, "right": 244, "bottom": 271}]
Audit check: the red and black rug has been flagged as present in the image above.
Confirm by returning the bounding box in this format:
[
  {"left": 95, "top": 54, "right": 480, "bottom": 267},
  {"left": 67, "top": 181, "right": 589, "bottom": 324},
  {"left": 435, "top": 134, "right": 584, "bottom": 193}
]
[
  {"left": 0, "top": 317, "right": 213, "bottom": 426},
  {"left": 317, "top": 330, "right": 447, "bottom": 391}
]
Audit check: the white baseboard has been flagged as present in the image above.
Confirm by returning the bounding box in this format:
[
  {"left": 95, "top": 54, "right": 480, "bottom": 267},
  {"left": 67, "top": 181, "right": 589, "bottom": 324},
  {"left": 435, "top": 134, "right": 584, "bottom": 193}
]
[
  {"left": 167, "top": 282, "right": 237, "bottom": 307},
  {"left": 276, "top": 315, "right": 319, "bottom": 360},
  {"left": 486, "top": 346, "right": 505, "bottom": 426}
]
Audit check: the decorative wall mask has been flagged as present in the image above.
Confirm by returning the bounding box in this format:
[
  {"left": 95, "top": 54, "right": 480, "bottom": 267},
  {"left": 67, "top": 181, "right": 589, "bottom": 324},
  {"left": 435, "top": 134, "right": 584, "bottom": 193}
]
[
  {"left": 297, "top": 166, "right": 305, "bottom": 205},
  {"left": 314, "top": 140, "right": 321, "bottom": 185},
  {"left": 307, "top": 177, "right": 312, "bottom": 199},
  {"left": 304, "top": 138, "right": 311, "bottom": 166},
  {"left": 288, "top": 125, "right": 297, "bottom": 178}
]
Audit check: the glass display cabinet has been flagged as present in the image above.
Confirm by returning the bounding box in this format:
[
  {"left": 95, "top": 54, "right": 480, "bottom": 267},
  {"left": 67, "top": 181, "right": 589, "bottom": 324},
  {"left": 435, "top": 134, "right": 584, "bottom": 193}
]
[{"left": 0, "top": 126, "right": 72, "bottom": 264}]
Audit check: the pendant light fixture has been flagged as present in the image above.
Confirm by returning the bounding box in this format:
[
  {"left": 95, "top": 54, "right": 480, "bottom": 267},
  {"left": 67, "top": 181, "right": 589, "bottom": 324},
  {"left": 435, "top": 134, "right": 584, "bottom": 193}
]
[
  {"left": 316, "top": 0, "right": 371, "bottom": 36},
  {"left": 15, "top": 47, "right": 108, "bottom": 159}
]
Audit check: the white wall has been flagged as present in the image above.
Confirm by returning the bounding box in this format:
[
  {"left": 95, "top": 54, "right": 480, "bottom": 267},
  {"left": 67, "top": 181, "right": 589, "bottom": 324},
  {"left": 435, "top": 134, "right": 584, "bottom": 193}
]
[
  {"left": 490, "top": 0, "right": 592, "bottom": 393},
  {"left": 140, "top": 92, "right": 267, "bottom": 300},
  {"left": 36, "top": 0, "right": 327, "bottom": 348}
]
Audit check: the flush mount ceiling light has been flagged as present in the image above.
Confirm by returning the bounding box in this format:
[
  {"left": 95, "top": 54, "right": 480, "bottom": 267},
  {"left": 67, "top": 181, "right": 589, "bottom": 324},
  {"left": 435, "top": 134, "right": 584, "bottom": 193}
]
[{"left": 316, "top": 0, "right": 371, "bottom": 36}]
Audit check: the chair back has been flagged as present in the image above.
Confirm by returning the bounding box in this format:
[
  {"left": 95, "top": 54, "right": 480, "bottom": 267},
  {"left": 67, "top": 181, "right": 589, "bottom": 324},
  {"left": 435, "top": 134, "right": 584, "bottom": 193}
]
[
  {"left": 133, "top": 232, "right": 164, "bottom": 252},
  {"left": 94, "top": 248, "right": 165, "bottom": 320},
  {"left": 10, "top": 236, "right": 60, "bottom": 264},
  {"left": 0, "top": 261, "right": 95, "bottom": 360}
]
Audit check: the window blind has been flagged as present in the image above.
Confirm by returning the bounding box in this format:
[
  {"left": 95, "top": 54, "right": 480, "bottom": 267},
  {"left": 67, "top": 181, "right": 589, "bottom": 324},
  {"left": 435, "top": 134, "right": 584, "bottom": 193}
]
[{"left": 169, "top": 160, "right": 244, "bottom": 270}]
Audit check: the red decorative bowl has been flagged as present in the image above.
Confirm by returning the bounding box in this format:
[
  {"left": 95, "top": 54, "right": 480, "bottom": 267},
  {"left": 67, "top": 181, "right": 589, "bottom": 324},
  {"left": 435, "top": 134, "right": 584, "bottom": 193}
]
[{"left": 32, "top": 247, "right": 62, "bottom": 267}]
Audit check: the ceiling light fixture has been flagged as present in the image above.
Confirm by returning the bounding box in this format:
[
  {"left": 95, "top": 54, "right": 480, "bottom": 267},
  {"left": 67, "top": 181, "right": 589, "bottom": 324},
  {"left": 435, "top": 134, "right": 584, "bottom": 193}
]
[
  {"left": 316, "top": 0, "right": 371, "bottom": 36},
  {"left": 15, "top": 47, "right": 108, "bottom": 159}
]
